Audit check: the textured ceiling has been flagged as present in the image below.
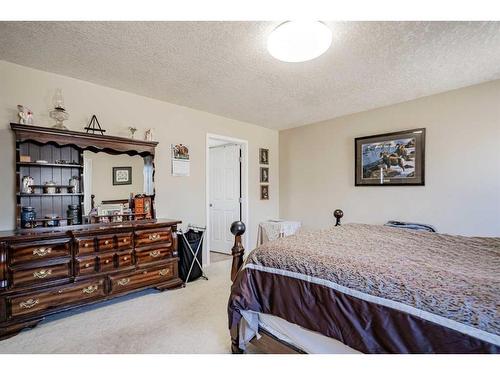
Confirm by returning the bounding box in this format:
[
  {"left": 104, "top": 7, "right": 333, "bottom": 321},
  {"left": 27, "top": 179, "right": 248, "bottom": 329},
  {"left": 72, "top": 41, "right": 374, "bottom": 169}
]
[{"left": 1, "top": 21, "right": 500, "bottom": 130}]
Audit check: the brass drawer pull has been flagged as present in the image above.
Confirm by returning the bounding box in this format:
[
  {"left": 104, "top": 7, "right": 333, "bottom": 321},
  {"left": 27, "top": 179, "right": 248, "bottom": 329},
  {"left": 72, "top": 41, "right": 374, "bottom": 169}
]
[
  {"left": 117, "top": 278, "right": 130, "bottom": 286},
  {"left": 84, "top": 243, "right": 90, "bottom": 248},
  {"left": 33, "top": 247, "right": 52, "bottom": 257},
  {"left": 148, "top": 233, "right": 161, "bottom": 241},
  {"left": 84, "top": 263, "right": 91, "bottom": 268},
  {"left": 104, "top": 240, "right": 110, "bottom": 245},
  {"left": 159, "top": 268, "right": 170, "bottom": 277},
  {"left": 33, "top": 269, "right": 52, "bottom": 279},
  {"left": 123, "top": 257, "right": 128, "bottom": 261},
  {"left": 122, "top": 239, "right": 128, "bottom": 243},
  {"left": 149, "top": 250, "right": 161, "bottom": 258},
  {"left": 82, "top": 285, "right": 98, "bottom": 294},
  {"left": 19, "top": 298, "right": 39, "bottom": 309},
  {"left": 105, "top": 259, "right": 110, "bottom": 264}
]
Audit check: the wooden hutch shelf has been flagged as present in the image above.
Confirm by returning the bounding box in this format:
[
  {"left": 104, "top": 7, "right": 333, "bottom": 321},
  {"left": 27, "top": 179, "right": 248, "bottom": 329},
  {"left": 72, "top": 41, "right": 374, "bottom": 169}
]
[
  {"left": 11, "top": 123, "right": 159, "bottom": 229},
  {"left": 16, "top": 162, "right": 83, "bottom": 169},
  {"left": 11, "top": 123, "right": 158, "bottom": 156},
  {"left": 17, "top": 193, "right": 85, "bottom": 197}
]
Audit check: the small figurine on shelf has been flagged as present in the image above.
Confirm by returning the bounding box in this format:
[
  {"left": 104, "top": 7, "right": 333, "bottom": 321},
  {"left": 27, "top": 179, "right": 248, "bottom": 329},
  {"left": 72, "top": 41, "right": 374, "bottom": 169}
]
[
  {"left": 144, "top": 128, "right": 153, "bottom": 141},
  {"left": 17, "top": 105, "right": 34, "bottom": 125},
  {"left": 128, "top": 126, "right": 137, "bottom": 139},
  {"left": 26, "top": 110, "right": 34, "bottom": 125},
  {"left": 21, "top": 176, "right": 34, "bottom": 194}
]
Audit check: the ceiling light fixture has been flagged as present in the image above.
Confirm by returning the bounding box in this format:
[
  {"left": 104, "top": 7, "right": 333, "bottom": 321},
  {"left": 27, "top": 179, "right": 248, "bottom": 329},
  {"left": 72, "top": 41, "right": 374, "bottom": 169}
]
[{"left": 267, "top": 21, "right": 332, "bottom": 63}]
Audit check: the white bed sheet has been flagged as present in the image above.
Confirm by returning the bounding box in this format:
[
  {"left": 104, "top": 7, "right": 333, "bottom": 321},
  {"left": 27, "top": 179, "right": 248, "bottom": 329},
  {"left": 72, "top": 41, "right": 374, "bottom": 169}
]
[{"left": 239, "top": 310, "right": 360, "bottom": 354}]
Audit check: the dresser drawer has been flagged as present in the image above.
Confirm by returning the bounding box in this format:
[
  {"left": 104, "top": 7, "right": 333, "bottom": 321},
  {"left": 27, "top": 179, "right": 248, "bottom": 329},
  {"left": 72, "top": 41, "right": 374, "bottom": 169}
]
[
  {"left": 10, "top": 261, "right": 71, "bottom": 288},
  {"left": 8, "top": 278, "right": 106, "bottom": 318},
  {"left": 110, "top": 263, "right": 175, "bottom": 293},
  {"left": 135, "top": 247, "right": 173, "bottom": 265},
  {"left": 116, "top": 250, "right": 133, "bottom": 268},
  {"left": 98, "top": 253, "right": 115, "bottom": 272},
  {"left": 75, "top": 255, "right": 98, "bottom": 276},
  {"left": 9, "top": 240, "right": 71, "bottom": 265},
  {"left": 97, "top": 236, "right": 115, "bottom": 252},
  {"left": 75, "top": 237, "right": 96, "bottom": 255},
  {"left": 116, "top": 233, "right": 133, "bottom": 250},
  {"left": 135, "top": 227, "right": 172, "bottom": 247}
]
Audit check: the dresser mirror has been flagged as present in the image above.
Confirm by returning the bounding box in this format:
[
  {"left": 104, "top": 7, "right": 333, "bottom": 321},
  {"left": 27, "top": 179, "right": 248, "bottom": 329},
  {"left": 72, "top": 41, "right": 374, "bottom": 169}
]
[{"left": 82, "top": 150, "right": 155, "bottom": 223}]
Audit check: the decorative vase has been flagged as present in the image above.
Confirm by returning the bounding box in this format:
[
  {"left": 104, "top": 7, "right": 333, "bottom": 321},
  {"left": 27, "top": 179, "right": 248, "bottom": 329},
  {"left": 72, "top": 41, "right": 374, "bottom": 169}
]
[
  {"left": 68, "top": 176, "right": 80, "bottom": 193},
  {"left": 21, "top": 207, "right": 36, "bottom": 228},
  {"left": 67, "top": 204, "right": 81, "bottom": 225}
]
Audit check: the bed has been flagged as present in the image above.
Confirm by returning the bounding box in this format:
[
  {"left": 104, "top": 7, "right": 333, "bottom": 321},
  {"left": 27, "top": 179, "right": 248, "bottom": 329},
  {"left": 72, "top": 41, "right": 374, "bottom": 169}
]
[{"left": 227, "top": 215, "right": 500, "bottom": 354}]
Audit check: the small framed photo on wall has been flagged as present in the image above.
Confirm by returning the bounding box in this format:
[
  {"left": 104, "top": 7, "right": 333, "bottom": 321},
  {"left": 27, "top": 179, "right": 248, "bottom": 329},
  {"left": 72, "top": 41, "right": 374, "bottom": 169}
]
[
  {"left": 259, "top": 148, "right": 269, "bottom": 165},
  {"left": 260, "top": 185, "right": 269, "bottom": 200},
  {"left": 260, "top": 167, "right": 269, "bottom": 183},
  {"left": 113, "top": 166, "right": 132, "bottom": 185}
]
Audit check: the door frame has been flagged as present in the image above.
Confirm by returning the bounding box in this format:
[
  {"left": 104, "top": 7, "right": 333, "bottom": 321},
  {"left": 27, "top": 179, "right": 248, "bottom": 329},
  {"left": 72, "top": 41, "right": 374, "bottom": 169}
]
[{"left": 206, "top": 133, "right": 249, "bottom": 266}]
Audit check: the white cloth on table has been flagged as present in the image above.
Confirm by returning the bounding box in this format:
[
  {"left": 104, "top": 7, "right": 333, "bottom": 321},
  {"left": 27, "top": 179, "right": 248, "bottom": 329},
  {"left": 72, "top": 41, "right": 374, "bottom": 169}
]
[{"left": 257, "top": 220, "right": 301, "bottom": 245}]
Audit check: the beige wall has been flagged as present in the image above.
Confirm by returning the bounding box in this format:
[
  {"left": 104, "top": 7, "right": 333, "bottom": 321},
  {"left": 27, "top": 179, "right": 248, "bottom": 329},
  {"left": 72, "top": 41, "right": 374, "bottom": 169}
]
[
  {"left": 83, "top": 151, "right": 145, "bottom": 207},
  {"left": 0, "top": 61, "right": 279, "bottom": 260},
  {"left": 280, "top": 80, "right": 500, "bottom": 236}
]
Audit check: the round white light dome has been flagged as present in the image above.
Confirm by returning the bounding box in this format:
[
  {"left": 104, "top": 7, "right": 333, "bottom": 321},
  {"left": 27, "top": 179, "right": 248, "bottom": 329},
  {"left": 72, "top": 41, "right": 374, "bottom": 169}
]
[{"left": 267, "top": 21, "right": 332, "bottom": 62}]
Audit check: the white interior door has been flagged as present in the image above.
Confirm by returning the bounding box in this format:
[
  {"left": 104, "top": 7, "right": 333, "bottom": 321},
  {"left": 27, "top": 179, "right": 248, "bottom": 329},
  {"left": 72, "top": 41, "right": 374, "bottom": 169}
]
[{"left": 209, "top": 144, "right": 241, "bottom": 254}]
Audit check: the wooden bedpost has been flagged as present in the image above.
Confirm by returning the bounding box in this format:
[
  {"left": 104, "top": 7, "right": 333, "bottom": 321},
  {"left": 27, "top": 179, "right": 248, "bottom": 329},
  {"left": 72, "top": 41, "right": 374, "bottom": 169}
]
[
  {"left": 230, "top": 221, "right": 246, "bottom": 354},
  {"left": 230, "top": 221, "right": 246, "bottom": 283},
  {"left": 334, "top": 209, "right": 343, "bottom": 226}
]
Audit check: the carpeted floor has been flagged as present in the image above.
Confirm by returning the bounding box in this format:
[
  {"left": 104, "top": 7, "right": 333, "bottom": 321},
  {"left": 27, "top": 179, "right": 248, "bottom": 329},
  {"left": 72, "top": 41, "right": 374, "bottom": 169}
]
[
  {"left": 0, "top": 259, "right": 236, "bottom": 354},
  {"left": 210, "top": 251, "right": 233, "bottom": 263}
]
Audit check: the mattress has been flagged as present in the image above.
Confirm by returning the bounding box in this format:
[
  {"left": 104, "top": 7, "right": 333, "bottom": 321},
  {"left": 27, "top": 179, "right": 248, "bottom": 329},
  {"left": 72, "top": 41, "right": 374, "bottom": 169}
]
[{"left": 228, "top": 224, "right": 500, "bottom": 353}]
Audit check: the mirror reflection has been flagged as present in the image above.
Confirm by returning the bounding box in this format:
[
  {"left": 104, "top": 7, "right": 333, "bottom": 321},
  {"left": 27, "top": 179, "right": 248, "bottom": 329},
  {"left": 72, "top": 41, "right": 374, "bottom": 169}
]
[{"left": 83, "top": 151, "right": 154, "bottom": 223}]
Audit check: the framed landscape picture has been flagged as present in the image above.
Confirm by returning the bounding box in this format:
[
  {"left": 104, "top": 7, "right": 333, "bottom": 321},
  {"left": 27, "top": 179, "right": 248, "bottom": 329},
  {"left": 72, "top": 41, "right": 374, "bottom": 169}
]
[
  {"left": 355, "top": 128, "right": 425, "bottom": 186},
  {"left": 113, "top": 166, "right": 132, "bottom": 185}
]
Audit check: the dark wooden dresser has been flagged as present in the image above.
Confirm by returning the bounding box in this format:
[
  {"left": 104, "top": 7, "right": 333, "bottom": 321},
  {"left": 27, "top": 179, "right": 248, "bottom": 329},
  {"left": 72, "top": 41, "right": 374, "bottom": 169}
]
[{"left": 0, "top": 219, "right": 183, "bottom": 340}]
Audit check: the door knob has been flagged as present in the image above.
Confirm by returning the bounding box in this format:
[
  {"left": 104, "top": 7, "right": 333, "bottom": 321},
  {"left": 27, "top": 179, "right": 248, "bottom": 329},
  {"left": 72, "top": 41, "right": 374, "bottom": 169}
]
[{"left": 209, "top": 203, "right": 213, "bottom": 207}]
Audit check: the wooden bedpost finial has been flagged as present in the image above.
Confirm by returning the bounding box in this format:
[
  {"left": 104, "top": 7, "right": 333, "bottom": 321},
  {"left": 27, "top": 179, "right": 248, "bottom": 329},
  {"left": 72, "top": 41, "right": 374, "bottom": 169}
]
[
  {"left": 230, "top": 221, "right": 246, "bottom": 282},
  {"left": 334, "top": 209, "right": 343, "bottom": 226}
]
